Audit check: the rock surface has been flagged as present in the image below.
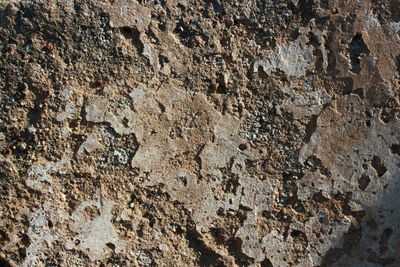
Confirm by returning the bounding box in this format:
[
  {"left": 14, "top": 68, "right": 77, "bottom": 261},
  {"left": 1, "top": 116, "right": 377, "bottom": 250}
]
[{"left": 0, "top": 0, "right": 399, "bottom": 266}]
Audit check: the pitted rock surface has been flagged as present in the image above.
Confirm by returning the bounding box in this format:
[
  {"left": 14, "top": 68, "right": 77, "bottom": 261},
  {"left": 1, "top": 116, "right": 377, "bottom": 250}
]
[{"left": 0, "top": 1, "right": 399, "bottom": 266}]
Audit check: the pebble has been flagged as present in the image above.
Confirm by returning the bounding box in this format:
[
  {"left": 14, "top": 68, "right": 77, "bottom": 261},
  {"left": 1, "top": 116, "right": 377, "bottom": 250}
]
[{"left": 18, "top": 142, "right": 27, "bottom": 151}]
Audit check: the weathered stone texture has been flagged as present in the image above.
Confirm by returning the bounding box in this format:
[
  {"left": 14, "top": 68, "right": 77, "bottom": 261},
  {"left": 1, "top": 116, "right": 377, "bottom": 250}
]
[{"left": 0, "top": 0, "right": 399, "bottom": 266}]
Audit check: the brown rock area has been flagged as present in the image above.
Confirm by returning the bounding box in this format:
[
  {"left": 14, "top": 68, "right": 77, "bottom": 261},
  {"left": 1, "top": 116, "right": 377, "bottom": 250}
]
[{"left": 0, "top": 0, "right": 399, "bottom": 266}]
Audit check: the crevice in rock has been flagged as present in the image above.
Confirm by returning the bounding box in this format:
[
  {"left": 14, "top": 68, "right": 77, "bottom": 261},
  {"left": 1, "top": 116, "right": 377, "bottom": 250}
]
[
  {"left": 186, "top": 227, "right": 224, "bottom": 266},
  {"left": 349, "top": 33, "right": 369, "bottom": 74},
  {"left": 226, "top": 236, "right": 254, "bottom": 267},
  {"left": 303, "top": 115, "right": 318, "bottom": 143},
  {"left": 119, "top": 26, "right": 143, "bottom": 54}
]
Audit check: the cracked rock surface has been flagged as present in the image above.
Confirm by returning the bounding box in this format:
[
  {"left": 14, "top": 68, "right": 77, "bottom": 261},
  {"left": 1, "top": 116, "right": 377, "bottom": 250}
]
[{"left": 0, "top": 0, "right": 399, "bottom": 266}]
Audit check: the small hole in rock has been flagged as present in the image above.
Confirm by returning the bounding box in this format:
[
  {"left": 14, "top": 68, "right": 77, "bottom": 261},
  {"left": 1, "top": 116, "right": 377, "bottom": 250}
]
[
  {"left": 19, "top": 247, "right": 27, "bottom": 259},
  {"left": 349, "top": 33, "right": 369, "bottom": 74},
  {"left": 122, "top": 118, "right": 129, "bottom": 127},
  {"left": 238, "top": 144, "right": 247, "bottom": 151},
  {"left": 395, "top": 55, "right": 400, "bottom": 74},
  {"left": 358, "top": 174, "right": 370, "bottom": 191},
  {"left": 291, "top": 230, "right": 302, "bottom": 238},
  {"left": 390, "top": 144, "right": 400, "bottom": 156},
  {"left": 106, "top": 242, "right": 116, "bottom": 250},
  {"left": 0, "top": 230, "right": 9, "bottom": 242},
  {"left": 0, "top": 257, "right": 11, "bottom": 267},
  {"left": 371, "top": 155, "right": 387, "bottom": 177},
  {"left": 353, "top": 88, "right": 364, "bottom": 98},
  {"left": 21, "top": 234, "right": 31, "bottom": 247},
  {"left": 260, "top": 258, "right": 273, "bottom": 267}
]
